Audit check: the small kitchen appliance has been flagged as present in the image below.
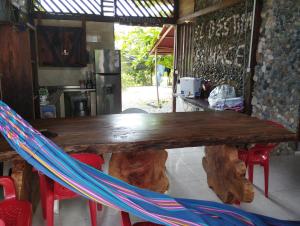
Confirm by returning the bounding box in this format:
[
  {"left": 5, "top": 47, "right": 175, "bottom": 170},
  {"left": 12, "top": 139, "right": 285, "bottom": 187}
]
[{"left": 180, "top": 77, "right": 202, "bottom": 98}]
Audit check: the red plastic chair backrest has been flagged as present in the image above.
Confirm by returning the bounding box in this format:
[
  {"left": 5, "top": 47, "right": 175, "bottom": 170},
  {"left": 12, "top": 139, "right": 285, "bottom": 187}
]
[
  {"left": 265, "top": 120, "right": 285, "bottom": 129},
  {"left": 0, "top": 219, "right": 5, "bottom": 226},
  {"left": 54, "top": 153, "right": 104, "bottom": 198},
  {"left": 0, "top": 177, "right": 16, "bottom": 201},
  {"left": 70, "top": 153, "right": 104, "bottom": 169}
]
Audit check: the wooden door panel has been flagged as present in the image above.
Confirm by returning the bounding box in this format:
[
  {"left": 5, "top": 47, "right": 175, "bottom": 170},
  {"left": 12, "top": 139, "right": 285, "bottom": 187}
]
[
  {"left": 0, "top": 25, "right": 34, "bottom": 119},
  {"left": 37, "top": 26, "right": 86, "bottom": 67}
]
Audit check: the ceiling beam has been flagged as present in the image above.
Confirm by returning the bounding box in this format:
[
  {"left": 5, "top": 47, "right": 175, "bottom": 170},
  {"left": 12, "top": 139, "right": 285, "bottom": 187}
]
[
  {"left": 33, "top": 12, "right": 176, "bottom": 26},
  {"left": 149, "top": 25, "right": 174, "bottom": 54},
  {"left": 177, "top": 0, "right": 242, "bottom": 24}
]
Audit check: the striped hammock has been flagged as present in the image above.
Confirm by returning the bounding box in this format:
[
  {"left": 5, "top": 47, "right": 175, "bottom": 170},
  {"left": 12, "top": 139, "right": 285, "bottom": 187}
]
[{"left": 0, "top": 101, "right": 298, "bottom": 226}]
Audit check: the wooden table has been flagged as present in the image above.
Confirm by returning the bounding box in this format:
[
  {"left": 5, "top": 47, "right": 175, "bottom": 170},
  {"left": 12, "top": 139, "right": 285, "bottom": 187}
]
[
  {"left": 0, "top": 111, "right": 295, "bottom": 159},
  {"left": 0, "top": 111, "right": 297, "bottom": 203}
]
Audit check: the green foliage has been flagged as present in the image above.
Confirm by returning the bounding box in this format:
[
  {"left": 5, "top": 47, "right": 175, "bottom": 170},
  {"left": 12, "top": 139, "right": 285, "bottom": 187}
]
[{"left": 115, "top": 26, "right": 173, "bottom": 87}]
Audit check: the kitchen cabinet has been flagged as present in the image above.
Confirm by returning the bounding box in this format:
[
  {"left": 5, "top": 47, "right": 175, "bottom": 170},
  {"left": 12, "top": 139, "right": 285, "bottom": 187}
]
[
  {"left": 37, "top": 26, "right": 87, "bottom": 67},
  {"left": 0, "top": 24, "right": 35, "bottom": 119}
]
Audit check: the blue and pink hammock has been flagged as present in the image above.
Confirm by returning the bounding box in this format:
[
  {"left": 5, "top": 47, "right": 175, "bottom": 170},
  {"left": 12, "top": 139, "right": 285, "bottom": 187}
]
[{"left": 0, "top": 101, "right": 298, "bottom": 226}]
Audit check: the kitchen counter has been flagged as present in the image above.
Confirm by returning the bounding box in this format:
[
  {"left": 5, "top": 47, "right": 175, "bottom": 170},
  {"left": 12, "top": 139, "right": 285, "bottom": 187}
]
[
  {"left": 173, "top": 93, "right": 211, "bottom": 111},
  {"left": 41, "top": 86, "right": 97, "bottom": 118},
  {"left": 62, "top": 86, "right": 96, "bottom": 92}
]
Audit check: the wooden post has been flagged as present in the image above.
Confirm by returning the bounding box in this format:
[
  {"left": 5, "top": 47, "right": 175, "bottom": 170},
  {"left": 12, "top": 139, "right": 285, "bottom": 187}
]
[
  {"left": 172, "top": 25, "right": 178, "bottom": 113},
  {"left": 155, "top": 50, "right": 160, "bottom": 107},
  {"left": 244, "top": 0, "right": 263, "bottom": 115}
]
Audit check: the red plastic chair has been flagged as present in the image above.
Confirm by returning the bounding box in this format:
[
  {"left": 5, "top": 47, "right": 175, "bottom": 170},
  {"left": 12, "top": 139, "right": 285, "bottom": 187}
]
[
  {"left": 37, "top": 153, "right": 104, "bottom": 226},
  {"left": 0, "top": 177, "right": 32, "bottom": 226},
  {"left": 238, "top": 121, "right": 284, "bottom": 198},
  {"left": 121, "top": 211, "right": 163, "bottom": 226}
]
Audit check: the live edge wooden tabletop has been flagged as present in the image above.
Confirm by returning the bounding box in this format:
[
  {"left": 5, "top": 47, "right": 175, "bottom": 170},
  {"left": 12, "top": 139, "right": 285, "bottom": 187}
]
[{"left": 0, "top": 111, "right": 297, "bottom": 161}]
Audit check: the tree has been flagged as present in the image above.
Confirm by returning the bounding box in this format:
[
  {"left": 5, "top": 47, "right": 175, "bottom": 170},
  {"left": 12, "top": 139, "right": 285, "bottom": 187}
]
[{"left": 115, "top": 26, "right": 173, "bottom": 87}]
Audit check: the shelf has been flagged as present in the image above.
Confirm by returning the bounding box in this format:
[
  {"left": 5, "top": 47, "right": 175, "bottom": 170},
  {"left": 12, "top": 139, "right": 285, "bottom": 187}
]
[{"left": 173, "top": 93, "right": 210, "bottom": 110}]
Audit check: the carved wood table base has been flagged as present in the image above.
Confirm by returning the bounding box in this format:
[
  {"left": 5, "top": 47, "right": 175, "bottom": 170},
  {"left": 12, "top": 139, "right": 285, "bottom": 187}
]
[
  {"left": 202, "top": 145, "right": 254, "bottom": 204},
  {"left": 10, "top": 159, "right": 40, "bottom": 211},
  {"left": 109, "top": 150, "right": 169, "bottom": 193}
]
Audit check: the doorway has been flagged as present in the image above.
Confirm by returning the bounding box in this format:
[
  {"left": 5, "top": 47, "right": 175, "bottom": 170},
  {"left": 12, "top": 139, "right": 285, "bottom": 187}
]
[{"left": 114, "top": 24, "right": 174, "bottom": 113}]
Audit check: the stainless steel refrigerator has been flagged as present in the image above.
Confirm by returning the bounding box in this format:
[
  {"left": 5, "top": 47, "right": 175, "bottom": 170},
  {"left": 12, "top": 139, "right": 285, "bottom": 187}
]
[{"left": 94, "top": 49, "right": 121, "bottom": 115}]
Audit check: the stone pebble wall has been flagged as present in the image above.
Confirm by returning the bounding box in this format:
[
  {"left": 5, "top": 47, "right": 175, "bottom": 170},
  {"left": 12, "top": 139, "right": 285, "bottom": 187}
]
[
  {"left": 252, "top": 0, "right": 300, "bottom": 154},
  {"left": 193, "top": 0, "right": 253, "bottom": 96}
]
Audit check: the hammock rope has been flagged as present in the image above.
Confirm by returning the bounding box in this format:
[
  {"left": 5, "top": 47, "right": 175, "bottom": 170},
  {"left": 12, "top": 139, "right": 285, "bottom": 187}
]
[{"left": 0, "top": 101, "right": 299, "bottom": 226}]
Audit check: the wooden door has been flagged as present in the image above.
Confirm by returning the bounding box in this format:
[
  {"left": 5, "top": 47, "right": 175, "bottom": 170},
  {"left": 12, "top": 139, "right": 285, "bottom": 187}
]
[{"left": 0, "top": 24, "right": 35, "bottom": 119}]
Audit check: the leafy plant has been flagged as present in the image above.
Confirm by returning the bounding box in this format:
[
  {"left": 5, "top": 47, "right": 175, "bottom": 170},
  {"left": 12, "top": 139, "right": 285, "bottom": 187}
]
[{"left": 115, "top": 26, "right": 173, "bottom": 88}]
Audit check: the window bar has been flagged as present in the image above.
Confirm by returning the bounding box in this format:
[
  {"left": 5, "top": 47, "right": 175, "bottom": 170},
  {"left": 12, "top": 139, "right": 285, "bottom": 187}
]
[
  {"left": 146, "top": 0, "right": 161, "bottom": 17},
  {"left": 68, "top": 0, "right": 88, "bottom": 14},
  {"left": 164, "top": 0, "right": 174, "bottom": 7},
  {"left": 115, "top": 3, "right": 125, "bottom": 16},
  {"left": 85, "top": 0, "right": 102, "bottom": 14},
  {"left": 136, "top": 0, "right": 151, "bottom": 17},
  {"left": 41, "top": 0, "right": 56, "bottom": 13},
  {"left": 140, "top": 0, "right": 157, "bottom": 17},
  {"left": 116, "top": 0, "right": 132, "bottom": 16},
  {"left": 122, "top": 0, "right": 140, "bottom": 16},
  {"left": 78, "top": 0, "right": 98, "bottom": 14},
  {"left": 34, "top": 0, "right": 48, "bottom": 12},
  {"left": 154, "top": 0, "right": 169, "bottom": 17},
  {"left": 160, "top": 0, "right": 173, "bottom": 15},
  {"left": 130, "top": 0, "right": 146, "bottom": 17},
  {"left": 120, "top": 0, "right": 138, "bottom": 16},
  {"left": 61, "top": 1, "right": 81, "bottom": 13},
  {"left": 149, "top": 0, "right": 165, "bottom": 17},
  {"left": 55, "top": 0, "right": 76, "bottom": 14},
  {"left": 157, "top": 1, "right": 171, "bottom": 17},
  {"left": 113, "top": 0, "right": 117, "bottom": 16},
  {"left": 48, "top": 0, "right": 63, "bottom": 13}
]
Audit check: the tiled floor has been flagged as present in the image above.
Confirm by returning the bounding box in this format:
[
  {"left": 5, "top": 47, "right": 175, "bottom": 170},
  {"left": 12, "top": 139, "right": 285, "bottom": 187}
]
[{"left": 33, "top": 147, "right": 300, "bottom": 226}]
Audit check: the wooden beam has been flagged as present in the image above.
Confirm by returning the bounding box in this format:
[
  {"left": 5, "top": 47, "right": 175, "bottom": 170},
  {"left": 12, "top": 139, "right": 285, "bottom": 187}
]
[
  {"left": 149, "top": 25, "right": 174, "bottom": 54},
  {"left": 177, "top": 0, "right": 242, "bottom": 24},
  {"left": 33, "top": 12, "right": 176, "bottom": 26},
  {"left": 155, "top": 50, "right": 160, "bottom": 107},
  {"left": 174, "top": 0, "right": 179, "bottom": 20},
  {"left": 244, "top": 0, "right": 262, "bottom": 115},
  {"left": 172, "top": 25, "right": 178, "bottom": 112}
]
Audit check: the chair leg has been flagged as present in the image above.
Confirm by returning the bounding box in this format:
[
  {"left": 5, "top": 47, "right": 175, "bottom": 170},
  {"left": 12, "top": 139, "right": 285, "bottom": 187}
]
[
  {"left": 39, "top": 179, "right": 47, "bottom": 220},
  {"left": 234, "top": 200, "right": 240, "bottom": 205},
  {"left": 88, "top": 201, "right": 97, "bottom": 226},
  {"left": 54, "top": 200, "right": 59, "bottom": 214},
  {"left": 45, "top": 195, "right": 54, "bottom": 226},
  {"left": 264, "top": 160, "right": 269, "bottom": 198},
  {"left": 248, "top": 163, "right": 254, "bottom": 183},
  {"left": 121, "top": 211, "right": 132, "bottom": 226}
]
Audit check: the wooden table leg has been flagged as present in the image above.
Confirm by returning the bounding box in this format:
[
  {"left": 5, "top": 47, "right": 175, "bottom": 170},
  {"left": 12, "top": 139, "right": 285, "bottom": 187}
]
[
  {"left": 11, "top": 159, "right": 32, "bottom": 200},
  {"left": 11, "top": 159, "right": 39, "bottom": 211},
  {"left": 109, "top": 149, "right": 169, "bottom": 193},
  {"left": 202, "top": 145, "right": 254, "bottom": 204}
]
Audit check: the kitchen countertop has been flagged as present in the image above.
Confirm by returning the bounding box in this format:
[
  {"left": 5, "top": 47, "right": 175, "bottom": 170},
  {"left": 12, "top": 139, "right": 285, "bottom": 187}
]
[
  {"left": 62, "top": 86, "right": 96, "bottom": 92},
  {"left": 173, "top": 93, "right": 211, "bottom": 110}
]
